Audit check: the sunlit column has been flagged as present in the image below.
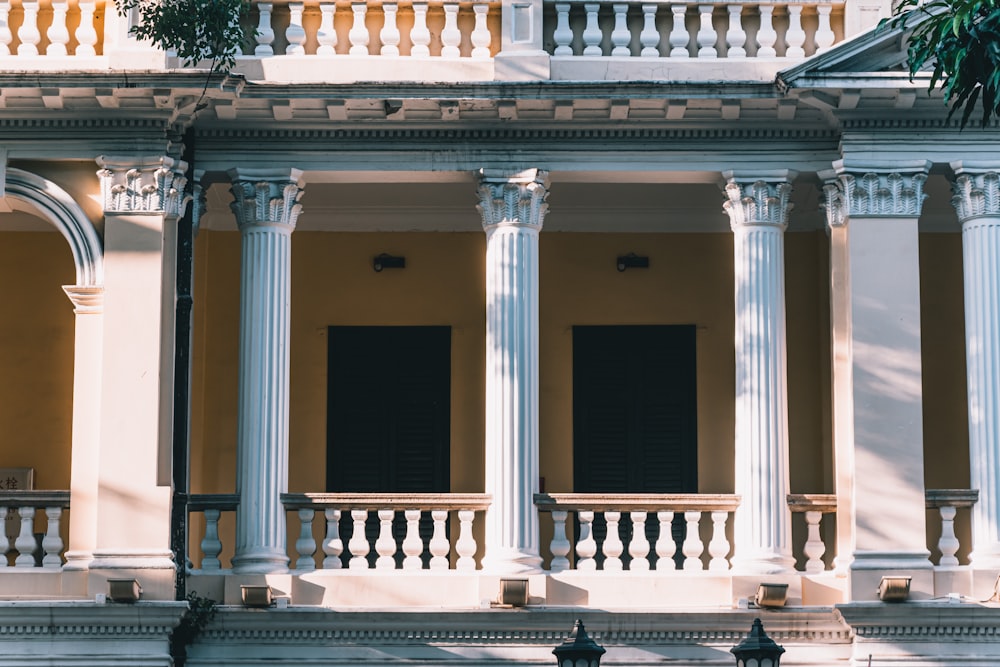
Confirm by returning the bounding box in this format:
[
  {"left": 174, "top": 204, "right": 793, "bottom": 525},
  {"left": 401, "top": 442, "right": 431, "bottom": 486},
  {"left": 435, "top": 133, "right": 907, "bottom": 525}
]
[
  {"left": 723, "top": 170, "right": 796, "bottom": 574},
  {"left": 825, "top": 159, "right": 933, "bottom": 599},
  {"left": 477, "top": 168, "right": 548, "bottom": 574},
  {"left": 229, "top": 168, "right": 303, "bottom": 574},
  {"left": 951, "top": 162, "right": 1000, "bottom": 568}
]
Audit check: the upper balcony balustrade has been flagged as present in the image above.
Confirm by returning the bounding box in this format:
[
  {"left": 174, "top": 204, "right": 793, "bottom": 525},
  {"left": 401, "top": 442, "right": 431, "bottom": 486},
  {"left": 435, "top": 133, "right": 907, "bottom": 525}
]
[{"left": 0, "top": 0, "right": 850, "bottom": 82}]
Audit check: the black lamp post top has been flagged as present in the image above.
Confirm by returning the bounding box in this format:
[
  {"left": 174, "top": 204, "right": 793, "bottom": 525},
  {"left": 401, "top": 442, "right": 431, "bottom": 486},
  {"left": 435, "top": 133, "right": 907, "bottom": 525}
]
[
  {"left": 553, "top": 620, "right": 606, "bottom": 661},
  {"left": 731, "top": 618, "right": 785, "bottom": 663}
]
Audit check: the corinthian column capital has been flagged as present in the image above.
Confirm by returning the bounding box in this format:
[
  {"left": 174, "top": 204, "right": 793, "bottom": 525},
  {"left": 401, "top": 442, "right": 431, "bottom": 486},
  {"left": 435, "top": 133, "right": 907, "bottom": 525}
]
[
  {"left": 722, "top": 171, "right": 795, "bottom": 230},
  {"left": 951, "top": 162, "right": 1000, "bottom": 223},
  {"left": 228, "top": 168, "right": 304, "bottom": 231},
  {"left": 830, "top": 159, "right": 931, "bottom": 218},
  {"left": 476, "top": 168, "right": 550, "bottom": 230},
  {"left": 96, "top": 155, "right": 190, "bottom": 218}
]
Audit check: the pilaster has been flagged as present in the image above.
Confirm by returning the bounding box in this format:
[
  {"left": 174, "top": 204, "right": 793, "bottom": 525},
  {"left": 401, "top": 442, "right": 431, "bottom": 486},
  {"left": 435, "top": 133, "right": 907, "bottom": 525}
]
[
  {"left": 827, "top": 159, "right": 933, "bottom": 600},
  {"left": 951, "top": 162, "right": 1000, "bottom": 570},
  {"left": 229, "top": 168, "right": 304, "bottom": 574},
  {"left": 477, "top": 168, "right": 548, "bottom": 575},
  {"left": 722, "top": 170, "right": 796, "bottom": 574}
]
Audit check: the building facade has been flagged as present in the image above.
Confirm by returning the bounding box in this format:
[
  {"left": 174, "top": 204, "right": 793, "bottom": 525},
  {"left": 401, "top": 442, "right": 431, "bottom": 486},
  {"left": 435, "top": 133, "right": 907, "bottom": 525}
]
[{"left": 1, "top": 0, "right": 999, "bottom": 665}]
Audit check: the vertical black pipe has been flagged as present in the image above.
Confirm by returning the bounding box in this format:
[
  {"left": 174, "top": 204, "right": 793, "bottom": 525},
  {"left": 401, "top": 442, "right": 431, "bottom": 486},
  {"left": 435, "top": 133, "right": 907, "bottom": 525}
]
[{"left": 171, "top": 128, "right": 196, "bottom": 601}]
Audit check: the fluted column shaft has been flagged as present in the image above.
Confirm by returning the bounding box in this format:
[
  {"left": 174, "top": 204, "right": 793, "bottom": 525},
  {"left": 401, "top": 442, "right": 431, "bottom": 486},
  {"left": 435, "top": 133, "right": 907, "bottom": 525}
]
[
  {"left": 951, "top": 163, "right": 1000, "bottom": 568},
  {"left": 230, "top": 168, "right": 303, "bottom": 574},
  {"left": 724, "top": 171, "right": 796, "bottom": 574},
  {"left": 477, "top": 168, "right": 548, "bottom": 575}
]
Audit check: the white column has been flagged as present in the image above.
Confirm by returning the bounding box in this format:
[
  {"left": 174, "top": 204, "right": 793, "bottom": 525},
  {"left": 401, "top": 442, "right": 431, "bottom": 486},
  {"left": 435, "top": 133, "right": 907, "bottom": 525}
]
[
  {"left": 723, "top": 171, "right": 796, "bottom": 574},
  {"left": 62, "top": 286, "right": 103, "bottom": 572},
  {"left": 229, "top": 169, "right": 303, "bottom": 574},
  {"left": 91, "top": 156, "right": 189, "bottom": 582},
  {"left": 951, "top": 162, "right": 1000, "bottom": 569},
  {"left": 476, "top": 168, "right": 548, "bottom": 574},
  {"left": 826, "top": 159, "right": 933, "bottom": 600}
]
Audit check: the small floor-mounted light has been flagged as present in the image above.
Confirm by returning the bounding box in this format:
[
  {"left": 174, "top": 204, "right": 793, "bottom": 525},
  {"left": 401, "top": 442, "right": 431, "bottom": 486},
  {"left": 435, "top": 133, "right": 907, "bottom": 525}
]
[
  {"left": 241, "top": 584, "right": 275, "bottom": 608},
  {"left": 731, "top": 618, "right": 784, "bottom": 667},
  {"left": 107, "top": 578, "right": 142, "bottom": 603},
  {"left": 754, "top": 583, "right": 789, "bottom": 608},
  {"left": 373, "top": 253, "right": 406, "bottom": 272},
  {"left": 877, "top": 576, "right": 911, "bottom": 602},
  {"left": 616, "top": 253, "right": 649, "bottom": 272},
  {"left": 553, "top": 619, "right": 605, "bottom": 667},
  {"left": 497, "top": 578, "right": 529, "bottom": 607}
]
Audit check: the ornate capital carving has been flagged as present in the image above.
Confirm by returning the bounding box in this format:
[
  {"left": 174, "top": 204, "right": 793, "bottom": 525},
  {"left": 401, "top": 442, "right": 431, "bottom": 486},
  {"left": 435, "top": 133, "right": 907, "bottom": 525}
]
[
  {"left": 830, "top": 161, "right": 929, "bottom": 218},
  {"left": 951, "top": 166, "right": 1000, "bottom": 223},
  {"left": 722, "top": 176, "right": 793, "bottom": 230},
  {"left": 229, "top": 168, "right": 304, "bottom": 231},
  {"left": 821, "top": 178, "right": 847, "bottom": 230},
  {"left": 96, "top": 155, "right": 190, "bottom": 217},
  {"left": 191, "top": 170, "right": 207, "bottom": 237},
  {"left": 62, "top": 285, "right": 104, "bottom": 314},
  {"left": 476, "top": 168, "right": 550, "bottom": 230}
]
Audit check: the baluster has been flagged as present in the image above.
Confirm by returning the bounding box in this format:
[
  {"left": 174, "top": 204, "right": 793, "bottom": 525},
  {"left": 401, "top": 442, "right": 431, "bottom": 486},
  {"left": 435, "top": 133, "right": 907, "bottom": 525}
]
[
  {"left": 411, "top": 1, "right": 431, "bottom": 56},
  {"left": 349, "top": 1, "right": 370, "bottom": 55},
  {"left": 348, "top": 509, "right": 371, "bottom": 569},
  {"left": 456, "top": 509, "right": 477, "bottom": 571},
  {"left": 785, "top": 4, "right": 805, "bottom": 57},
  {"left": 295, "top": 508, "right": 316, "bottom": 571},
  {"left": 610, "top": 4, "right": 630, "bottom": 56},
  {"left": 17, "top": 1, "right": 40, "bottom": 56},
  {"left": 200, "top": 509, "right": 222, "bottom": 570},
  {"left": 628, "top": 511, "right": 650, "bottom": 571},
  {"left": 937, "top": 506, "right": 960, "bottom": 567},
  {"left": 725, "top": 4, "right": 746, "bottom": 57},
  {"left": 255, "top": 3, "right": 274, "bottom": 56},
  {"left": 75, "top": 1, "right": 97, "bottom": 56},
  {"left": 602, "top": 511, "right": 624, "bottom": 570},
  {"left": 681, "top": 510, "right": 704, "bottom": 570},
  {"left": 0, "top": 2, "right": 11, "bottom": 56},
  {"left": 14, "top": 507, "right": 36, "bottom": 567},
  {"left": 582, "top": 3, "right": 602, "bottom": 55},
  {"left": 668, "top": 4, "right": 689, "bottom": 57},
  {"left": 46, "top": 0, "right": 69, "bottom": 56},
  {"left": 696, "top": 5, "right": 716, "bottom": 57},
  {"left": 322, "top": 508, "right": 343, "bottom": 569},
  {"left": 815, "top": 5, "right": 835, "bottom": 53},
  {"left": 375, "top": 509, "right": 396, "bottom": 569},
  {"left": 553, "top": 3, "right": 573, "bottom": 55},
  {"left": 381, "top": 1, "right": 401, "bottom": 56},
  {"left": 549, "top": 510, "right": 571, "bottom": 572},
  {"left": 429, "top": 509, "right": 449, "bottom": 570},
  {"left": 802, "top": 507, "right": 828, "bottom": 573},
  {"left": 640, "top": 5, "right": 659, "bottom": 56},
  {"left": 655, "top": 511, "right": 676, "bottom": 570},
  {"left": 471, "top": 4, "right": 491, "bottom": 59},
  {"left": 402, "top": 509, "right": 423, "bottom": 570},
  {"left": 577, "top": 511, "right": 597, "bottom": 570},
  {"left": 286, "top": 3, "right": 306, "bottom": 55},
  {"left": 756, "top": 5, "right": 776, "bottom": 57},
  {"left": 41, "top": 507, "right": 63, "bottom": 568},
  {"left": 0, "top": 507, "right": 8, "bottom": 567},
  {"left": 317, "top": 1, "right": 337, "bottom": 55},
  {"left": 441, "top": 1, "right": 461, "bottom": 57},
  {"left": 708, "top": 511, "right": 730, "bottom": 570}
]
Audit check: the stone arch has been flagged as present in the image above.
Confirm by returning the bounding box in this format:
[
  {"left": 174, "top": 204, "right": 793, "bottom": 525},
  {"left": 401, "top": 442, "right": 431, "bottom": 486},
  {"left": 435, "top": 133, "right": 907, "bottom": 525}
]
[{"left": 5, "top": 168, "right": 103, "bottom": 286}]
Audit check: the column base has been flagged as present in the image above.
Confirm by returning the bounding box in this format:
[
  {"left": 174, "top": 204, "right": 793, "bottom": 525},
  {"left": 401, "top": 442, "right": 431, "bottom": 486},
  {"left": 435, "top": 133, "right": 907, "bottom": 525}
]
[
  {"left": 88, "top": 549, "right": 176, "bottom": 601},
  {"left": 481, "top": 547, "right": 543, "bottom": 575},
  {"left": 232, "top": 549, "right": 290, "bottom": 575},
  {"left": 62, "top": 550, "right": 94, "bottom": 572},
  {"left": 731, "top": 550, "right": 796, "bottom": 575},
  {"left": 969, "top": 545, "right": 1000, "bottom": 570}
]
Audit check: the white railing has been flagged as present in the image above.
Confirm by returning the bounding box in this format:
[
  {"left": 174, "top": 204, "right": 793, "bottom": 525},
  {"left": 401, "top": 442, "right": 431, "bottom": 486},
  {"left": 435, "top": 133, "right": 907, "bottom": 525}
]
[
  {"left": 545, "top": 0, "right": 843, "bottom": 58},
  {"left": 787, "top": 493, "right": 835, "bottom": 573},
  {"left": 0, "top": 0, "right": 100, "bottom": 56},
  {"left": 0, "top": 490, "right": 70, "bottom": 568},
  {"left": 281, "top": 493, "right": 491, "bottom": 571},
  {"left": 187, "top": 493, "right": 240, "bottom": 571},
  {"left": 535, "top": 493, "right": 740, "bottom": 571},
  {"left": 926, "top": 488, "right": 978, "bottom": 567}
]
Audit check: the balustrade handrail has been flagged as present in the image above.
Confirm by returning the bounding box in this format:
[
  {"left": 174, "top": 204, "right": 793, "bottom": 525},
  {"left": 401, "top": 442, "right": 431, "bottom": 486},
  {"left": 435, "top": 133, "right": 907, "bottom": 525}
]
[
  {"left": 187, "top": 493, "right": 240, "bottom": 512},
  {"left": 535, "top": 493, "right": 740, "bottom": 512},
  {"left": 0, "top": 490, "right": 70, "bottom": 508},
  {"left": 926, "top": 488, "right": 979, "bottom": 509},
  {"left": 282, "top": 492, "right": 492, "bottom": 511},
  {"left": 787, "top": 493, "right": 836, "bottom": 513}
]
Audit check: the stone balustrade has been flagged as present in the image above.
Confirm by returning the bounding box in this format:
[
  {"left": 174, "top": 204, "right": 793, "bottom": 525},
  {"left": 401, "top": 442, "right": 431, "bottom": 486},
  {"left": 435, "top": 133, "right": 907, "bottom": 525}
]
[
  {"left": 187, "top": 493, "right": 241, "bottom": 572},
  {"left": 787, "top": 493, "right": 836, "bottom": 573},
  {"left": 926, "top": 488, "right": 978, "bottom": 567},
  {"left": 0, "top": 0, "right": 100, "bottom": 57},
  {"left": 0, "top": 491, "right": 69, "bottom": 569},
  {"left": 535, "top": 493, "right": 741, "bottom": 571}
]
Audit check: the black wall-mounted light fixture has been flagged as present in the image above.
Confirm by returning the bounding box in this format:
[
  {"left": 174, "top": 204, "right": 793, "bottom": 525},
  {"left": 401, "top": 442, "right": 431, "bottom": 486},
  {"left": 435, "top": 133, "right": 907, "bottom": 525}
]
[
  {"left": 373, "top": 253, "right": 406, "bottom": 272},
  {"left": 616, "top": 253, "right": 649, "bottom": 272},
  {"left": 553, "top": 620, "right": 605, "bottom": 667},
  {"left": 731, "top": 618, "right": 784, "bottom": 667}
]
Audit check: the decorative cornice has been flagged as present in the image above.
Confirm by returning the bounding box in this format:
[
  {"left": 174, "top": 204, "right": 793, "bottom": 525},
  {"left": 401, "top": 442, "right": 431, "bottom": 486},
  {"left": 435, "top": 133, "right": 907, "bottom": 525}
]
[
  {"left": 722, "top": 175, "right": 793, "bottom": 230},
  {"left": 62, "top": 285, "right": 104, "bottom": 314},
  {"left": 228, "top": 168, "right": 304, "bottom": 231},
  {"left": 476, "top": 168, "right": 549, "bottom": 230},
  {"left": 951, "top": 164, "right": 1000, "bottom": 223},
  {"left": 828, "top": 161, "right": 930, "bottom": 219},
  {"left": 96, "top": 155, "right": 190, "bottom": 217}
]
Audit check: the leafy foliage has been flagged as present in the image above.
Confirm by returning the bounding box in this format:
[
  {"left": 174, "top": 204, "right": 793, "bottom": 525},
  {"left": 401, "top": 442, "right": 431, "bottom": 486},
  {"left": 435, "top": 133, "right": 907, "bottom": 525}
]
[
  {"left": 116, "top": 0, "right": 252, "bottom": 74},
  {"left": 170, "top": 592, "right": 218, "bottom": 667},
  {"left": 882, "top": 0, "right": 1000, "bottom": 128}
]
